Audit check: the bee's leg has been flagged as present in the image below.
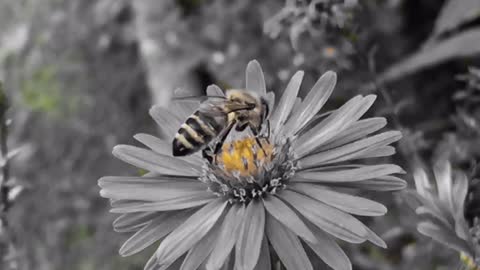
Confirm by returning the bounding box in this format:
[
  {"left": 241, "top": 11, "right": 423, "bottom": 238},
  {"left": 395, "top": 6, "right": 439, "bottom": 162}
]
[
  {"left": 214, "top": 121, "right": 236, "bottom": 155},
  {"left": 250, "top": 126, "right": 267, "bottom": 156},
  {"left": 202, "top": 147, "right": 214, "bottom": 164},
  {"left": 265, "top": 120, "right": 271, "bottom": 142}
]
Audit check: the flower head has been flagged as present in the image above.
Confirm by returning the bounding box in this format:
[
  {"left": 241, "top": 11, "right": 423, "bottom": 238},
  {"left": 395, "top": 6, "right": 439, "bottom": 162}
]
[
  {"left": 409, "top": 161, "right": 480, "bottom": 270},
  {"left": 99, "top": 60, "right": 405, "bottom": 270}
]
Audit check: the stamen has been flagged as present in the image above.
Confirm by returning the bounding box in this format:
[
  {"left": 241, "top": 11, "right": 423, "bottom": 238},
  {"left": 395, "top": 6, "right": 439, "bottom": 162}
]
[{"left": 199, "top": 137, "right": 297, "bottom": 204}]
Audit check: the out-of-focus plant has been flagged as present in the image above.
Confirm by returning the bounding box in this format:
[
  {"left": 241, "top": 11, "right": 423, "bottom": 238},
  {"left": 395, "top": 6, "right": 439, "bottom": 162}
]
[
  {"left": 264, "top": 0, "right": 358, "bottom": 70},
  {"left": 378, "top": 0, "right": 480, "bottom": 83},
  {"left": 408, "top": 161, "right": 480, "bottom": 270},
  {"left": 435, "top": 67, "right": 480, "bottom": 165},
  {"left": 0, "top": 81, "right": 24, "bottom": 270},
  {"left": 20, "top": 65, "right": 80, "bottom": 118}
]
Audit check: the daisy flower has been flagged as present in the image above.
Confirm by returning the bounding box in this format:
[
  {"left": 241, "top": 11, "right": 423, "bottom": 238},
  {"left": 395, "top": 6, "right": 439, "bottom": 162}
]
[
  {"left": 98, "top": 60, "right": 406, "bottom": 270},
  {"left": 409, "top": 161, "right": 480, "bottom": 270}
]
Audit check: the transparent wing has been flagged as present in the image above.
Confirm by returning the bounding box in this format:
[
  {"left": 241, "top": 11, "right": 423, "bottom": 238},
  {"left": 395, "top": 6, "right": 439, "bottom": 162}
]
[
  {"left": 172, "top": 95, "right": 226, "bottom": 102},
  {"left": 198, "top": 99, "right": 254, "bottom": 117}
]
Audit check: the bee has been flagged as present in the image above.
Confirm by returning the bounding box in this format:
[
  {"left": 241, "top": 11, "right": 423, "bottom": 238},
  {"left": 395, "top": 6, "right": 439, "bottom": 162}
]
[{"left": 172, "top": 89, "right": 270, "bottom": 157}]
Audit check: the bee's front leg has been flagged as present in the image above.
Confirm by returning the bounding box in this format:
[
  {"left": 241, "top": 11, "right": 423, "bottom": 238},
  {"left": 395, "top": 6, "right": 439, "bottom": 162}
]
[{"left": 250, "top": 126, "right": 267, "bottom": 156}]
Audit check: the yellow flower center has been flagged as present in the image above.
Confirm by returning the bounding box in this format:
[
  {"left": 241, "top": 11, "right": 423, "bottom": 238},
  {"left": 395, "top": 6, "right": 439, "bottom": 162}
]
[{"left": 216, "top": 137, "right": 274, "bottom": 177}]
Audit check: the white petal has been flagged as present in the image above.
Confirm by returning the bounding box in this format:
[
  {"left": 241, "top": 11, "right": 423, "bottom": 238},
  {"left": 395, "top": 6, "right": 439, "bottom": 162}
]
[
  {"left": 235, "top": 200, "right": 265, "bottom": 270},
  {"left": 120, "top": 210, "right": 192, "bottom": 256},
  {"left": 305, "top": 221, "right": 352, "bottom": 270},
  {"left": 433, "top": 160, "right": 454, "bottom": 212},
  {"left": 295, "top": 164, "right": 404, "bottom": 182},
  {"left": 206, "top": 204, "right": 246, "bottom": 270},
  {"left": 150, "top": 105, "right": 183, "bottom": 139},
  {"left": 180, "top": 213, "right": 223, "bottom": 270},
  {"left": 253, "top": 236, "right": 271, "bottom": 270},
  {"left": 113, "top": 145, "right": 198, "bottom": 176},
  {"left": 99, "top": 176, "right": 207, "bottom": 201},
  {"left": 245, "top": 60, "right": 267, "bottom": 95},
  {"left": 134, "top": 133, "right": 203, "bottom": 168},
  {"left": 299, "top": 131, "right": 402, "bottom": 169},
  {"left": 294, "top": 95, "right": 376, "bottom": 158},
  {"left": 113, "top": 212, "right": 158, "bottom": 232},
  {"left": 262, "top": 195, "right": 317, "bottom": 243},
  {"left": 266, "top": 214, "right": 313, "bottom": 270},
  {"left": 110, "top": 193, "right": 215, "bottom": 213},
  {"left": 155, "top": 199, "right": 227, "bottom": 269},
  {"left": 290, "top": 183, "right": 387, "bottom": 216},
  {"left": 282, "top": 71, "right": 337, "bottom": 137},
  {"left": 315, "top": 117, "right": 387, "bottom": 152},
  {"left": 270, "top": 71, "right": 304, "bottom": 134},
  {"left": 279, "top": 190, "right": 368, "bottom": 243}
]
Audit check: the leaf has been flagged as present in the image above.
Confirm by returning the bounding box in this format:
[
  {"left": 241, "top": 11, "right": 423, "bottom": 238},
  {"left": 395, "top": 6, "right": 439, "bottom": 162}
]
[
  {"left": 430, "top": 0, "right": 480, "bottom": 38},
  {"left": 379, "top": 28, "right": 480, "bottom": 83},
  {"left": 417, "top": 222, "right": 472, "bottom": 255}
]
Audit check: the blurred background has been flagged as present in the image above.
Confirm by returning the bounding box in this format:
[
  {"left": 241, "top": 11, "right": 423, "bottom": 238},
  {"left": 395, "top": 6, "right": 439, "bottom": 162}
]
[{"left": 0, "top": 0, "right": 479, "bottom": 269}]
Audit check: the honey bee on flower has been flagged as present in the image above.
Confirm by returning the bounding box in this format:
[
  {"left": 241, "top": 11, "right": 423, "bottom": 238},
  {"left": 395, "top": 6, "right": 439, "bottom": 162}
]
[{"left": 99, "top": 60, "right": 405, "bottom": 270}]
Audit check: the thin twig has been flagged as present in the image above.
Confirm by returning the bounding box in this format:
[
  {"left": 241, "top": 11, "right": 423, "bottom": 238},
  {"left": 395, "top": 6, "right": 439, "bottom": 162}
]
[
  {"left": 0, "top": 104, "right": 9, "bottom": 212},
  {"left": 0, "top": 81, "right": 18, "bottom": 270}
]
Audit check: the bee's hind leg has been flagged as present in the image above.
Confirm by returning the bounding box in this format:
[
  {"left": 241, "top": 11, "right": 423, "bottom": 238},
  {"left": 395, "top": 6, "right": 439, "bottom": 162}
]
[
  {"left": 213, "top": 121, "right": 236, "bottom": 155},
  {"left": 202, "top": 147, "right": 215, "bottom": 164}
]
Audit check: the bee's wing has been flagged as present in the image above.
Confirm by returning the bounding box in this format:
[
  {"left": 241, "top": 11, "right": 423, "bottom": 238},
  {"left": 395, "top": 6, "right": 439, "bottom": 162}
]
[
  {"left": 198, "top": 100, "right": 254, "bottom": 117},
  {"left": 172, "top": 96, "right": 225, "bottom": 102}
]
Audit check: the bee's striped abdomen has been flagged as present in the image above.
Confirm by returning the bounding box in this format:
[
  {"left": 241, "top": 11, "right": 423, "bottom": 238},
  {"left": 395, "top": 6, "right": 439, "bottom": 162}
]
[{"left": 172, "top": 111, "right": 224, "bottom": 156}]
